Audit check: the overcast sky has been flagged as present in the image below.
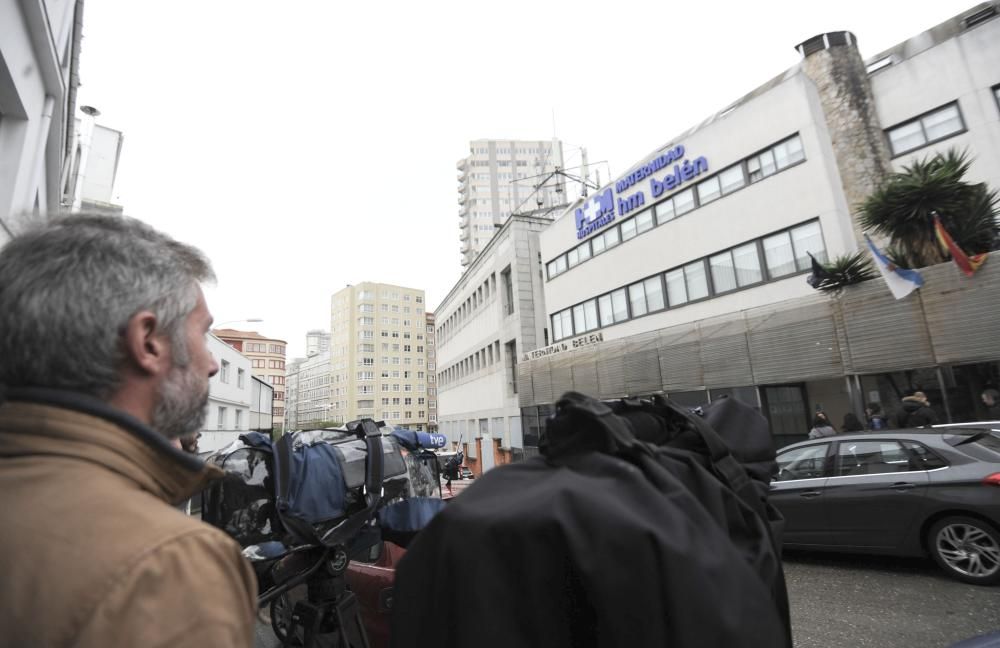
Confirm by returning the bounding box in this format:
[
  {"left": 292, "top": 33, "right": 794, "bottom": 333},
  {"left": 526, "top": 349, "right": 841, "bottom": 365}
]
[{"left": 76, "top": 0, "right": 978, "bottom": 359}]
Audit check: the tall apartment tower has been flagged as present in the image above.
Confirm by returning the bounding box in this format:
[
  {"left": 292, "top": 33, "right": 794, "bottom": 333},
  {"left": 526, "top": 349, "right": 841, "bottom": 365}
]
[
  {"left": 306, "top": 329, "right": 330, "bottom": 356},
  {"left": 456, "top": 138, "right": 565, "bottom": 267},
  {"left": 330, "top": 283, "right": 431, "bottom": 430}
]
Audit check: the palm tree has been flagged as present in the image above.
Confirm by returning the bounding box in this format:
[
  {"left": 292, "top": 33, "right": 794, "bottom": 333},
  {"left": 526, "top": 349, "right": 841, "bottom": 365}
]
[{"left": 858, "top": 149, "right": 998, "bottom": 268}]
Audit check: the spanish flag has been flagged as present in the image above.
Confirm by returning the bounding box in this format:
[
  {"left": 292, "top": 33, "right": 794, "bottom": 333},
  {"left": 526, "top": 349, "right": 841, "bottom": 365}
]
[{"left": 933, "top": 213, "right": 988, "bottom": 277}]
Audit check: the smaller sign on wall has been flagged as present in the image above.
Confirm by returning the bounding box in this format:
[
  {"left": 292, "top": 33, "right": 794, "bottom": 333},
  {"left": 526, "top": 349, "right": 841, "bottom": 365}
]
[{"left": 522, "top": 332, "right": 604, "bottom": 362}]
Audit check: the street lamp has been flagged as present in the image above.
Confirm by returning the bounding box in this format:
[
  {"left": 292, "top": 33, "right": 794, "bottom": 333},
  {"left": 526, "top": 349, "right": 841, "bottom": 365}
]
[{"left": 215, "top": 318, "right": 263, "bottom": 328}]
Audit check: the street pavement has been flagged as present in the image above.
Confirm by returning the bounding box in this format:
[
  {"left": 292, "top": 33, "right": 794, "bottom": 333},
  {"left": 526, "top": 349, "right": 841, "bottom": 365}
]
[
  {"left": 256, "top": 550, "right": 1000, "bottom": 647},
  {"left": 785, "top": 551, "right": 1000, "bottom": 647}
]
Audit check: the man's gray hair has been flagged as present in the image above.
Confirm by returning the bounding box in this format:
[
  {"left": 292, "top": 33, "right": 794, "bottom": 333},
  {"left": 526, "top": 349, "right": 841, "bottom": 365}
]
[{"left": 0, "top": 214, "right": 215, "bottom": 398}]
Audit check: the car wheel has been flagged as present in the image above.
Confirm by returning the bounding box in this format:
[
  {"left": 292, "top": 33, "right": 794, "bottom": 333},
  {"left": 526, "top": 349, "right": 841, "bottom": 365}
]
[{"left": 928, "top": 516, "right": 1000, "bottom": 585}]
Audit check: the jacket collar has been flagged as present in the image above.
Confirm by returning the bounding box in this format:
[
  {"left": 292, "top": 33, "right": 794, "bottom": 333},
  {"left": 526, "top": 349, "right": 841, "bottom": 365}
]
[{"left": 0, "top": 386, "right": 222, "bottom": 504}]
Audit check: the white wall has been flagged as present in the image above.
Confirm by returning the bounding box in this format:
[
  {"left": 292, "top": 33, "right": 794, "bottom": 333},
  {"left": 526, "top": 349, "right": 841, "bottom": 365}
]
[
  {"left": 435, "top": 217, "right": 551, "bottom": 450},
  {"left": 0, "top": 0, "right": 79, "bottom": 240},
  {"left": 201, "top": 334, "right": 252, "bottom": 453},
  {"left": 539, "top": 70, "right": 855, "bottom": 332},
  {"left": 869, "top": 16, "right": 1000, "bottom": 187}
]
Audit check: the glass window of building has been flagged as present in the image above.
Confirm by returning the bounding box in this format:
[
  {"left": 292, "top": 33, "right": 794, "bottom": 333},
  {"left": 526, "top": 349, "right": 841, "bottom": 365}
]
[
  {"left": 674, "top": 188, "right": 696, "bottom": 216},
  {"left": 790, "top": 221, "right": 826, "bottom": 269},
  {"left": 610, "top": 288, "right": 628, "bottom": 322},
  {"left": 763, "top": 231, "right": 796, "bottom": 278},
  {"left": 922, "top": 104, "right": 963, "bottom": 141},
  {"left": 697, "top": 176, "right": 721, "bottom": 205},
  {"left": 553, "top": 309, "right": 572, "bottom": 341},
  {"left": 773, "top": 135, "right": 804, "bottom": 169},
  {"left": 685, "top": 260, "right": 709, "bottom": 300},
  {"left": 644, "top": 276, "right": 665, "bottom": 311},
  {"left": 719, "top": 165, "right": 746, "bottom": 194},
  {"left": 567, "top": 247, "right": 580, "bottom": 267},
  {"left": 583, "top": 300, "right": 598, "bottom": 331},
  {"left": 710, "top": 251, "right": 738, "bottom": 293},
  {"left": 635, "top": 209, "right": 654, "bottom": 234},
  {"left": 628, "top": 281, "right": 647, "bottom": 317},
  {"left": 620, "top": 217, "right": 637, "bottom": 241},
  {"left": 666, "top": 268, "right": 687, "bottom": 306},
  {"left": 886, "top": 103, "right": 964, "bottom": 155},
  {"left": 655, "top": 199, "right": 675, "bottom": 225},
  {"left": 732, "top": 242, "right": 763, "bottom": 286},
  {"left": 598, "top": 294, "right": 613, "bottom": 327},
  {"left": 604, "top": 227, "right": 621, "bottom": 250},
  {"left": 592, "top": 234, "right": 606, "bottom": 255},
  {"left": 577, "top": 240, "right": 592, "bottom": 262},
  {"left": 573, "top": 304, "right": 586, "bottom": 335}
]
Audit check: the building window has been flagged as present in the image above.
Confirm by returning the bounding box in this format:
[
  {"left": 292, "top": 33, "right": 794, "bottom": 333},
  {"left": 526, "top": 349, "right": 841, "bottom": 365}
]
[
  {"left": 269, "top": 344, "right": 286, "bottom": 355},
  {"left": 697, "top": 175, "right": 721, "bottom": 205},
  {"left": 886, "top": 102, "right": 965, "bottom": 156},
  {"left": 552, "top": 309, "right": 573, "bottom": 341},
  {"left": 220, "top": 360, "right": 230, "bottom": 383},
  {"left": 234, "top": 409, "right": 242, "bottom": 429},
  {"left": 217, "top": 406, "right": 226, "bottom": 430},
  {"left": 505, "top": 340, "right": 518, "bottom": 395},
  {"left": 237, "top": 368, "right": 245, "bottom": 388},
  {"left": 501, "top": 266, "right": 514, "bottom": 315}
]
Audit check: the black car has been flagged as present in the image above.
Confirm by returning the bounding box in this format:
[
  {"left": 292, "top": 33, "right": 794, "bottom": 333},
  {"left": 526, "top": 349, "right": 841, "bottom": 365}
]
[{"left": 771, "top": 428, "right": 1000, "bottom": 585}]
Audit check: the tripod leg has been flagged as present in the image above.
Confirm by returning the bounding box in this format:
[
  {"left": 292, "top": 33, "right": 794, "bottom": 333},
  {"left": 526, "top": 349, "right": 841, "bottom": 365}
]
[{"left": 335, "top": 590, "right": 371, "bottom": 648}]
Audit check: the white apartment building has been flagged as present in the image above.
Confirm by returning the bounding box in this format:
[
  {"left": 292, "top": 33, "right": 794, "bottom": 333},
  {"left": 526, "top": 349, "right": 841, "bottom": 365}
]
[
  {"left": 1, "top": 0, "right": 84, "bottom": 242},
  {"left": 330, "top": 282, "right": 431, "bottom": 430},
  {"left": 285, "top": 350, "right": 332, "bottom": 430},
  {"left": 435, "top": 209, "right": 559, "bottom": 470},
  {"left": 306, "top": 329, "right": 330, "bottom": 356},
  {"left": 201, "top": 333, "right": 252, "bottom": 453},
  {"left": 521, "top": 3, "right": 1000, "bottom": 447},
  {"left": 213, "top": 329, "right": 288, "bottom": 429},
  {"left": 457, "top": 139, "right": 565, "bottom": 267}
]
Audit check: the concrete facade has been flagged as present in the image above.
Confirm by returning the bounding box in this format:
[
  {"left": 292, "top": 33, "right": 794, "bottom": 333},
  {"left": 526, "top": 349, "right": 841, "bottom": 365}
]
[
  {"left": 523, "top": 4, "right": 1000, "bottom": 445},
  {"left": 435, "top": 210, "right": 558, "bottom": 464},
  {"left": 0, "top": 0, "right": 84, "bottom": 241},
  {"left": 457, "top": 139, "right": 565, "bottom": 267},
  {"left": 213, "top": 328, "right": 287, "bottom": 429},
  {"left": 330, "top": 282, "right": 430, "bottom": 429},
  {"left": 285, "top": 350, "right": 332, "bottom": 430},
  {"left": 201, "top": 333, "right": 252, "bottom": 454}
]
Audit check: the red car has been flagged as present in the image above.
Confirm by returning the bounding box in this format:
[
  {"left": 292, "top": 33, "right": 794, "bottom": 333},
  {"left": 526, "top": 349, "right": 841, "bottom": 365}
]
[{"left": 344, "top": 541, "right": 408, "bottom": 648}]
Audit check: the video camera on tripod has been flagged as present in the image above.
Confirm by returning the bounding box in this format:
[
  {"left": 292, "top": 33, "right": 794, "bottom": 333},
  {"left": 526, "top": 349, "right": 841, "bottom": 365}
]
[{"left": 201, "top": 418, "right": 447, "bottom": 647}]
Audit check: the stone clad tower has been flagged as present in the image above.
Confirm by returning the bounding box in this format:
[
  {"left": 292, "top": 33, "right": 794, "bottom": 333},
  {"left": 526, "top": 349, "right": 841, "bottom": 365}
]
[{"left": 797, "top": 32, "right": 893, "bottom": 245}]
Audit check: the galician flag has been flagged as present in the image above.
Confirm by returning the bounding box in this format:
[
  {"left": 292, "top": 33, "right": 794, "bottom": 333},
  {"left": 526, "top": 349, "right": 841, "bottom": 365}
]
[
  {"left": 863, "top": 234, "right": 925, "bottom": 300},
  {"left": 933, "top": 213, "right": 988, "bottom": 277}
]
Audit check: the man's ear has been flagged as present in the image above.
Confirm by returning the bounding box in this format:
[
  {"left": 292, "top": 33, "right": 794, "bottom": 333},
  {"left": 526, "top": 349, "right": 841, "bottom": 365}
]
[{"left": 122, "top": 310, "right": 171, "bottom": 376}]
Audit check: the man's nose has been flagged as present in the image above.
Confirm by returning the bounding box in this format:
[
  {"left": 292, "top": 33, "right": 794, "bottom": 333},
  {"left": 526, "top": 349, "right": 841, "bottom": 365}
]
[{"left": 208, "top": 353, "right": 220, "bottom": 377}]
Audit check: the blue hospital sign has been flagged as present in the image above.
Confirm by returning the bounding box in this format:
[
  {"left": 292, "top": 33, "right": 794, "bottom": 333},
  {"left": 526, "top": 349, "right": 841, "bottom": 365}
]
[
  {"left": 573, "top": 144, "right": 710, "bottom": 241},
  {"left": 574, "top": 189, "right": 615, "bottom": 240}
]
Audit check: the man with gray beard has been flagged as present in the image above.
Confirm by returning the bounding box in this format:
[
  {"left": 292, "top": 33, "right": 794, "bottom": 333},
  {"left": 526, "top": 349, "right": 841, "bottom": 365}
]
[{"left": 0, "top": 215, "right": 257, "bottom": 647}]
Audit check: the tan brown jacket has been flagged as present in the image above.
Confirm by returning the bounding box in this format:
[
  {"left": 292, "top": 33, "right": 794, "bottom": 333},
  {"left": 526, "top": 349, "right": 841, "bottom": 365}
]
[{"left": 0, "top": 388, "right": 258, "bottom": 647}]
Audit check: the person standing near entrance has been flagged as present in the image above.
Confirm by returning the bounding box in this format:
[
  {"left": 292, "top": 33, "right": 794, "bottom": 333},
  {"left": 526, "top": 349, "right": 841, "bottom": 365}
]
[
  {"left": 981, "top": 388, "right": 1000, "bottom": 420},
  {"left": 865, "top": 403, "right": 889, "bottom": 430},
  {"left": 898, "top": 391, "right": 938, "bottom": 427},
  {"left": 808, "top": 411, "right": 836, "bottom": 439}
]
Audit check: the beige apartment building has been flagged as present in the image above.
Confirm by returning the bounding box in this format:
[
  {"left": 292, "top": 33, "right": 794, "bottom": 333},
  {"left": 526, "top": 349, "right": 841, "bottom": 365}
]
[
  {"left": 213, "top": 329, "right": 288, "bottom": 429},
  {"left": 330, "top": 282, "right": 431, "bottom": 430}
]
